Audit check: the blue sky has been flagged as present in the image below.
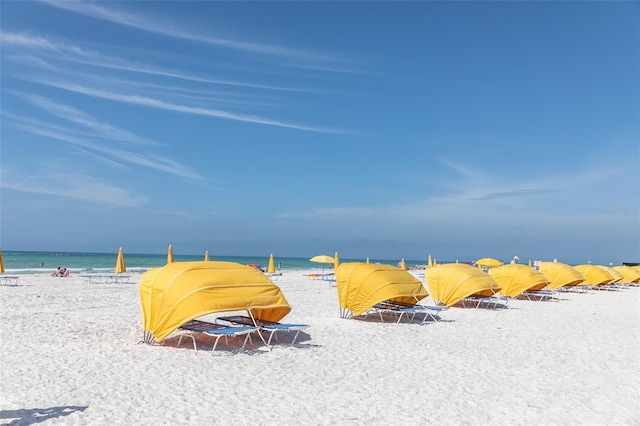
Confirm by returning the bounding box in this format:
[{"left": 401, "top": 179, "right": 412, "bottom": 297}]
[{"left": 1, "top": 1, "right": 638, "bottom": 264}]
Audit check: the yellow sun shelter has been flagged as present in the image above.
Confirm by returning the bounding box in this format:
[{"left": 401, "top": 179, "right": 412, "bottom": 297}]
[
  {"left": 139, "top": 261, "right": 291, "bottom": 343},
  {"left": 425, "top": 263, "right": 501, "bottom": 307},
  {"left": 488, "top": 264, "right": 549, "bottom": 298},
  {"left": 598, "top": 266, "right": 623, "bottom": 283},
  {"left": 612, "top": 265, "right": 640, "bottom": 283},
  {"left": 573, "top": 264, "right": 615, "bottom": 286},
  {"left": 538, "top": 262, "right": 585, "bottom": 290},
  {"left": 335, "top": 262, "right": 427, "bottom": 318}
]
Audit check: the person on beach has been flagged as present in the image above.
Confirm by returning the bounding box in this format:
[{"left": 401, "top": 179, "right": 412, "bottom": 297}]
[
  {"left": 50, "top": 267, "right": 69, "bottom": 277},
  {"left": 511, "top": 256, "right": 520, "bottom": 264}
]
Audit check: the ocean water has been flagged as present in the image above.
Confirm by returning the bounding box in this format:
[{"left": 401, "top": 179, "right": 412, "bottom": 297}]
[{"left": 0, "top": 250, "right": 427, "bottom": 275}]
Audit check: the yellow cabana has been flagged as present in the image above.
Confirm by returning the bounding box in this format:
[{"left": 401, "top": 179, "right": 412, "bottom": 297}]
[
  {"left": 335, "top": 262, "right": 427, "bottom": 318},
  {"left": 612, "top": 266, "right": 640, "bottom": 283},
  {"left": 488, "top": 264, "right": 549, "bottom": 298},
  {"left": 334, "top": 252, "right": 340, "bottom": 271},
  {"left": 573, "top": 264, "right": 615, "bottom": 286},
  {"left": 400, "top": 258, "right": 406, "bottom": 270},
  {"left": 475, "top": 258, "right": 503, "bottom": 267},
  {"left": 139, "top": 261, "right": 291, "bottom": 343},
  {"left": 598, "top": 266, "right": 623, "bottom": 283},
  {"left": 538, "top": 261, "right": 585, "bottom": 290},
  {"left": 425, "top": 263, "right": 501, "bottom": 307},
  {"left": 0, "top": 248, "right": 5, "bottom": 274}
]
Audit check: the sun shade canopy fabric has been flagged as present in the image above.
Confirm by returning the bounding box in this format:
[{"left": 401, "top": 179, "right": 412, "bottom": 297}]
[
  {"left": 425, "top": 264, "right": 501, "bottom": 307},
  {"left": 488, "top": 264, "right": 549, "bottom": 298},
  {"left": 335, "top": 262, "right": 428, "bottom": 317},
  {"left": 573, "top": 264, "right": 615, "bottom": 286},
  {"left": 612, "top": 265, "right": 640, "bottom": 283},
  {"left": 475, "top": 258, "right": 503, "bottom": 267},
  {"left": 139, "top": 261, "right": 291, "bottom": 342},
  {"left": 538, "top": 262, "right": 585, "bottom": 289},
  {"left": 310, "top": 255, "right": 335, "bottom": 263},
  {"left": 598, "top": 266, "right": 623, "bottom": 283},
  {"left": 115, "top": 247, "right": 126, "bottom": 273}
]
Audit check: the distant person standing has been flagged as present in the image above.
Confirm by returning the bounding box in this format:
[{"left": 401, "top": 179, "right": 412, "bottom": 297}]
[
  {"left": 511, "top": 256, "right": 519, "bottom": 264},
  {"left": 278, "top": 262, "right": 282, "bottom": 270}
]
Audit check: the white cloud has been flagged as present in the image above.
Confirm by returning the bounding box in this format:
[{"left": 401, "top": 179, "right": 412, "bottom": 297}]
[
  {"left": 36, "top": 79, "right": 349, "bottom": 134},
  {"left": 0, "top": 168, "right": 148, "bottom": 207},
  {"left": 39, "top": 0, "right": 339, "bottom": 63}
]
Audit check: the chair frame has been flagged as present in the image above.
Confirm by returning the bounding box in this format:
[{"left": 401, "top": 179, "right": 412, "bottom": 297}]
[
  {"left": 177, "top": 319, "right": 257, "bottom": 355},
  {"left": 217, "top": 313, "right": 308, "bottom": 347}
]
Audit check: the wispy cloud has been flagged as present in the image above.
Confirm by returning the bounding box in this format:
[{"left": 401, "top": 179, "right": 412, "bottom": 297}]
[
  {"left": 39, "top": 0, "right": 339, "bottom": 63},
  {"left": 1, "top": 32, "right": 313, "bottom": 93},
  {"left": 0, "top": 167, "right": 148, "bottom": 207},
  {"left": 3, "top": 112, "right": 204, "bottom": 180},
  {"left": 13, "top": 92, "right": 159, "bottom": 146},
  {"left": 470, "top": 188, "right": 560, "bottom": 201},
  {"left": 35, "top": 80, "right": 349, "bottom": 134}
]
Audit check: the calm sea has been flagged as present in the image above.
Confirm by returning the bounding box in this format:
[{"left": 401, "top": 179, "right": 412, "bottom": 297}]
[{"left": 1, "top": 250, "right": 427, "bottom": 275}]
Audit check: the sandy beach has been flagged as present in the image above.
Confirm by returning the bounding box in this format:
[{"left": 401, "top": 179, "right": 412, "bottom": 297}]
[{"left": 1, "top": 270, "right": 638, "bottom": 425}]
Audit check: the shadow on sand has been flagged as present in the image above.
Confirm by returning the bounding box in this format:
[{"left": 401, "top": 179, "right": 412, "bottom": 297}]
[{"left": 0, "top": 406, "right": 87, "bottom": 425}]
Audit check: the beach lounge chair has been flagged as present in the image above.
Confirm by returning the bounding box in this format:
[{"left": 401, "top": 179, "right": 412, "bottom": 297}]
[
  {"left": 371, "top": 300, "right": 447, "bottom": 324},
  {"left": 176, "top": 319, "right": 258, "bottom": 354},
  {"left": 0, "top": 275, "right": 19, "bottom": 286},
  {"left": 519, "top": 289, "right": 559, "bottom": 301},
  {"left": 217, "top": 315, "right": 309, "bottom": 346},
  {"left": 459, "top": 295, "right": 510, "bottom": 309}
]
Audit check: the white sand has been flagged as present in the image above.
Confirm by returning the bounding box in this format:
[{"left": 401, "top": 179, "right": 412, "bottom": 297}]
[{"left": 1, "top": 271, "right": 639, "bottom": 425}]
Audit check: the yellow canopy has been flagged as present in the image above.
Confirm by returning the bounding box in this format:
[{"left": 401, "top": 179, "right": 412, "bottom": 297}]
[
  {"left": 167, "top": 245, "right": 174, "bottom": 264},
  {"left": 573, "top": 264, "right": 614, "bottom": 286},
  {"left": 612, "top": 266, "right": 640, "bottom": 283},
  {"left": 334, "top": 252, "right": 340, "bottom": 271},
  {"left": 139, "top": 261, "right": 291, "bottom": 342},
  {"left": 400, "top": 258, "right": 406, "bottom": 270},
  {"left": 310, "top": 254, "right": 334, "bottom": 263},
  {"left": 335, "top": 262, "right": 427, "bottom": 317},
  {"left": 267, "top": 253, "right": 276, "bottom": 274},
  {"left": 598, "top": 266, "right": 623, "bottom": 283},
  {"left": 115, "top": 247, "right": 126, "bottom": 273},
  {"left": 538, "top": 261, "right": 585, "bottom": 289},
  {"left": 475, "top": 258, "right": 503, "bottom": 267},
  {"left": 425, "top": 264, "right": 501, "bottom": 307},
  {"left": 489, "top": 264, "right": 549, "bottom": 298},
  {"left": 0, "top": 248, "right": 4, "bottom": 274}
]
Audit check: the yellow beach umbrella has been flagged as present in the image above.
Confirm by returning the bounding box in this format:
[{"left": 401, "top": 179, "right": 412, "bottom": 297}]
[
  {"left": 310, "top": 254, "right": 335, "bottom": 273},
  {"left": 0, "top": 248, "right": 5, "bottom": 274},
  {"left": 528, "top": 260, "right": 532, "bottom": 267},
  {"left": 267, "top": 253, "right": 276, "bottom": 274},
  {"left": 204, "top": 251, "right": 210, "bottom": 261},
  {"left": 115, "top": 247, "right": 126, "bottom": 273},
  {"left": 366, "top": 257, "right": 370, "bottom": 264},
  {"left": 428, "top": 255, "right": 432, "bottom": 268},
  {"left": 167, "top": 245, "right": 174, "bottom": 264},
  {"left": 475, "top": 258, "right": 503, "bottom": 267},
  {"left": 400, "top": 258, "right": 406, "bottom": 270},
  {"left": 334, "top": 252, "right": 340, "bottom": 271}
]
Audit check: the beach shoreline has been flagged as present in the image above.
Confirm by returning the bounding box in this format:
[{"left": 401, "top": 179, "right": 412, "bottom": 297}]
[{"left": 1, "top": 270, "right": 638, "bottom": 425}]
